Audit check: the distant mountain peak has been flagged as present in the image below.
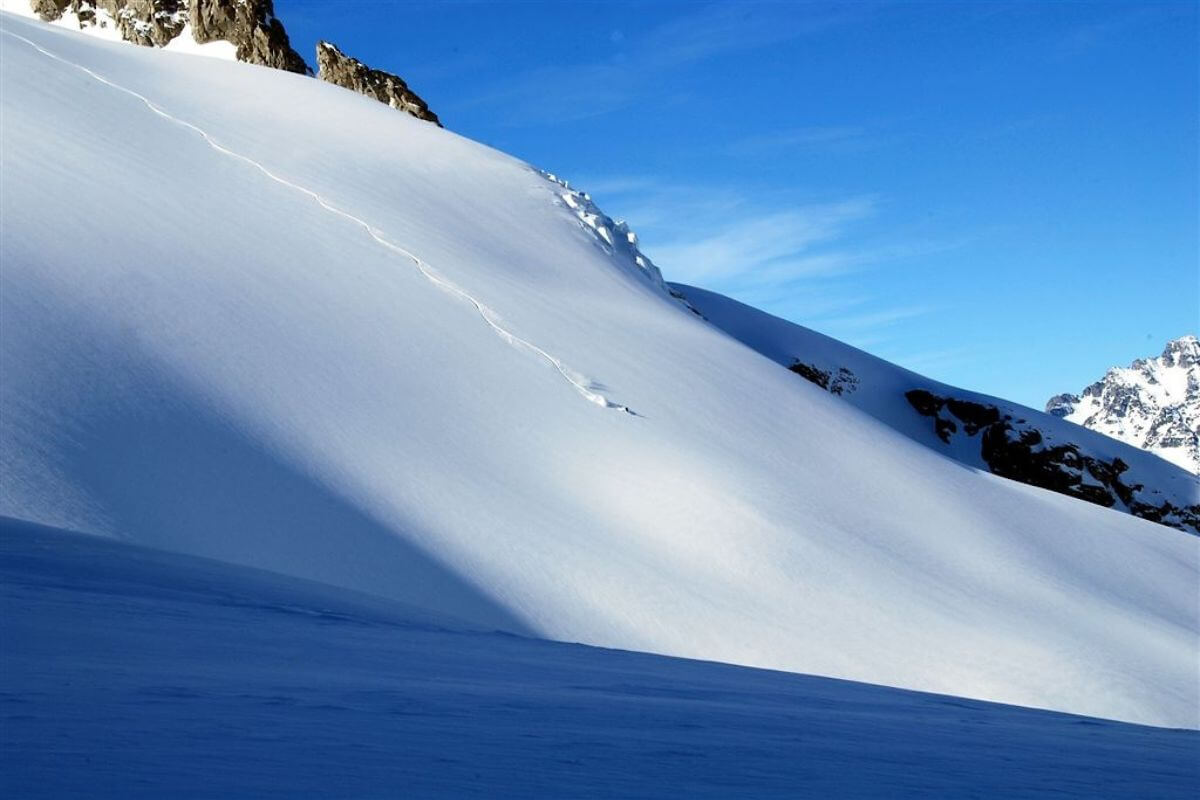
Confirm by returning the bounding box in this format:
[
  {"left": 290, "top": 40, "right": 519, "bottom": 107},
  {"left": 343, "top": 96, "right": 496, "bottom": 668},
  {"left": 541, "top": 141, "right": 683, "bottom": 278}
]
[{"left": 1046, "top": 335, "right": 1200, "bottom": 474}]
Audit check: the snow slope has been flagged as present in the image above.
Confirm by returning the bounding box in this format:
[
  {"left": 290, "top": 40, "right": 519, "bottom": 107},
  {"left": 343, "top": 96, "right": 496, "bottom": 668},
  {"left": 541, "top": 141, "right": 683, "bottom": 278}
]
[
  {"left": 673, "top": 284, "right": 1199, "bottom": 528},
  {"left": 1, "top": 13, "right": 1197, "bottom": 729},
  {"left": 3, "top": 518, "right": 1197, "bottom": 798}
]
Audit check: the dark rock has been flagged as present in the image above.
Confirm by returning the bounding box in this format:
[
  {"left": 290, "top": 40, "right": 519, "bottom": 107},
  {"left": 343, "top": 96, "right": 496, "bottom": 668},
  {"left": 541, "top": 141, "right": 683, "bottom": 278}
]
[
  {"left": 32, "top": 0, "right": 187, "bottom": 45},
  {"left": 789, "top": 362, "right": 830, "bottom": 390},
  {"left": 944, "top": 397, "right": 1000, "bottom": 435},
  {"left": 191, "top": 0, "right": 309, "bottom": 74},
  {"left": 905, "top": 389, "right": 1200, "bottom": 535},
  {"left": 668, "top": 289, "right": 705, "bottom": 317},
  {"left": 29, "top": 1, "right": 309, "bottom": 72},
  {"left": 316, "top": 41, "right": 440, "bottom": 126},
  {"left": 790, "top": 362, "right": 858, "bottom": 396},
  {"left": 22, "top": 2, "right": 450, "bottom": 127},
  {"left": 904, "top": 389, "right": 941, "bottom": 417},
  {"left": 1041, "top": 393, "right": 1080, "bottom": 419}
]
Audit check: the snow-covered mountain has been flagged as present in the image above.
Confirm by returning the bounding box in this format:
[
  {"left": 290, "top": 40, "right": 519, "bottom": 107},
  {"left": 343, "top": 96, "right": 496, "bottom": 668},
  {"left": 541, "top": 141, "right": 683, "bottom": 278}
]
[
  {"left": 0, "top": 10, "right": 1197, "bottom": 735},
  {"left": 674, "top": 287, "right": 1200, "bottom": 534},
  {"left": 1047, "top": 336, "right": 1200, "bottom": 475}
]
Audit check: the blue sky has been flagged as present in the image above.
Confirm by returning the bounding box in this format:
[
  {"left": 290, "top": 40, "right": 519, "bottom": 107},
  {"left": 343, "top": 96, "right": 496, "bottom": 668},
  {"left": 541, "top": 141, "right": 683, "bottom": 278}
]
[{"left": 278, "top": 1, "right": 1197, "bottom": 407}]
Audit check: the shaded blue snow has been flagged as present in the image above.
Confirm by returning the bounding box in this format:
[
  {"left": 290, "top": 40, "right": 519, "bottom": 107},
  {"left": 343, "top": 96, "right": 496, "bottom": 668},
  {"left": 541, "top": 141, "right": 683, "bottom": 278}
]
[{"left": 2, "top": 518, "right": 1195, "bottom": 798}]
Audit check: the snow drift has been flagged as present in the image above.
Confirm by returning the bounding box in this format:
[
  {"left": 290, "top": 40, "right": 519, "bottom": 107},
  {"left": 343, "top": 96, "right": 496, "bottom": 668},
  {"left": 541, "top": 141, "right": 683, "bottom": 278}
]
[{"left": 1, "top": 12, "right": 1197, "bottom": 728}]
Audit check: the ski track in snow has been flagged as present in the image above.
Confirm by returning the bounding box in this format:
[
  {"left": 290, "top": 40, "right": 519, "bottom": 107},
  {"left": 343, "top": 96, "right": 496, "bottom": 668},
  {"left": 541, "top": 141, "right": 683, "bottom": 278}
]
[{"left": 0, "top": 29, "right": 635, "bottom": 416}]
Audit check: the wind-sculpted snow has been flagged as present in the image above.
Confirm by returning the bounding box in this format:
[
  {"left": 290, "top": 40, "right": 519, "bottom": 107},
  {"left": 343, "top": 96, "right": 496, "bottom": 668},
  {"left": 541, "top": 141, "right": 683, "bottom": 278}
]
[
  {"left": 541, "top": 171, "right": 667, "bottom": 291},
  {"left": 1, "top": 12, "right": 1197, "bottom": 729}
]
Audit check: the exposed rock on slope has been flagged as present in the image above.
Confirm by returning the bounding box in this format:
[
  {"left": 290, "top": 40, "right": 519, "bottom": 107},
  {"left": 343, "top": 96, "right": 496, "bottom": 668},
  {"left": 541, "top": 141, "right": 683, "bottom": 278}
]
[
  {"left": 906, "top": 390, "right": 1199, "bottom": 533},
  {"left": 190, "top": 0, "right": 307, "bottom": 74},
  {"left": 1047, "top": 335, "right": 1199, "bottom": 474},
  {"left": 316, "top": 41, "right": 440, "bottom": 126},
  {"left": 789, "top": 361, "right": 859, "bottom": 396},
  {"left": 30, "top": 0, "right": 306, "bottom": 71},
  {"left": 21, "top": 1, "right": 441, "bottom": 122},
  {"left": 32, "top": 0, "right": 185, "bottom": 46},
  {"left": 673, "top": 284, "right": 1200, "bottom": 536}
]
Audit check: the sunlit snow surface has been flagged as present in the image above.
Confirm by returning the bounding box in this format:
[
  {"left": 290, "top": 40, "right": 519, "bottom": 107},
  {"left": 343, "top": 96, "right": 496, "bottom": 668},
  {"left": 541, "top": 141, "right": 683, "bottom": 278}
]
[
  {"left": 2, "top": 519, "right": 1197, "bottom": 798},
  {"left": 0, "top": 11, "right": 1197, "bottom": 731},
  {"left": 673, "top": 285, "right": 1199, "bottom": 517}
]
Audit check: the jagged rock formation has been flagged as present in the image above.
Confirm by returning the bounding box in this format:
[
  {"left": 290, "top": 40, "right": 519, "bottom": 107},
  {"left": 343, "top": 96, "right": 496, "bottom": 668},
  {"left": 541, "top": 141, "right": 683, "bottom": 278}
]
[
  {"left": 1047, "top": 336, "right": 1199, "bottom": 474},
  {"left": 316, "top": 41, "right": 440, "bottom": 126},
  {"left": 30, "top": 0, "right": 306, "bottom": 71},
  {"left": 32, "top": 0, "right": 186, "bottom": 46},
  {"left": 190, "top": 0, "right": 307, "bottom": 74},
  {"left": 906, "top": 389, "right": 1199, "bottom": 534},
  {"left": 22, "top": 1, "right": 441, "bottom": 122}
]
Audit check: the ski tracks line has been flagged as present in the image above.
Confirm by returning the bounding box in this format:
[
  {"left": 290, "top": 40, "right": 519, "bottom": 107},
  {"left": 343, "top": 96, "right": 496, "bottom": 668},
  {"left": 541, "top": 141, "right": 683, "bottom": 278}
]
[{"left": 2, "top": 28, "right": 634, "bottom": 415}]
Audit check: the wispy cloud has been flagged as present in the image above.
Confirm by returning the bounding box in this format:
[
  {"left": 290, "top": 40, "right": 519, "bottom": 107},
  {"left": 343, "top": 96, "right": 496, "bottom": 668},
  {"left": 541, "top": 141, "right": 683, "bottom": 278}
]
[
  {"left": 569, "top": 172, "right": 966, "bottom": 354},
  {"left": 454, "top": 2, "right": 865, "bottom": 124},
  {"left": 884, "top": 347, "right": 971, "bottom": 376},
  {"left": 648, "top": 198, "right": 878, "bottom": 287},
  {"left": 815, "top": 305, "right": 932, "bottom": 333},
  {"left": 726, "top": 125, "right": 876, "bottom": 157}
]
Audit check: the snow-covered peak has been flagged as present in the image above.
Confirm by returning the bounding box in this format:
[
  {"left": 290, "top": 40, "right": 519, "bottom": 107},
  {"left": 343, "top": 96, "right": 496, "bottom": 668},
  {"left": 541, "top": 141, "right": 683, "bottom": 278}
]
[
  {"left": 1047, "top": 335, "right": 1200, "bottom": 474},
  {"left": 0, "top": 12, "right": 1196, "bottom": 730}
]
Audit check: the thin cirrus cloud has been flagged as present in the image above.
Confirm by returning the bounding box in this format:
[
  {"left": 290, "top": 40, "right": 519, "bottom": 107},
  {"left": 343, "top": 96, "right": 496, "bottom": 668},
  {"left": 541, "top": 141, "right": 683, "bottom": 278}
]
[
  {"left": 647, "top": 198, "right": 878, "bottom": 287},
  {"left": 725, "top": 125, "right": 877, "bottom": 157},
  {"left": 574, "top": 175, "right": 966, "bottom": 362},
  {"left": 455, "top": 3, "right": 864, "bottom": 124}
]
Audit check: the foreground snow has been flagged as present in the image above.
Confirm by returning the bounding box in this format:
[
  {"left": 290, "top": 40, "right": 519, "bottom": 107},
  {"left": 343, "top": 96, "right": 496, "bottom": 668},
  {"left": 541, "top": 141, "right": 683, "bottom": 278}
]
[
  {"left": 2, "top": 519, "right": 1196, "bottom": 798},
  {"left": 1, "top": 12, "right": 1197, "bottom": 729}
]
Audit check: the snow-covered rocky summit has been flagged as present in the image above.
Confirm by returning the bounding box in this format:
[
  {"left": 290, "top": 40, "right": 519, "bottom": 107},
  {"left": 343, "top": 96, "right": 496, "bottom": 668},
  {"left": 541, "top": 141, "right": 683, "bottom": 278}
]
[
  {"left": 4, "top": 0, "right": 441, "bottom": 122},
  {"left": 1047, "top": 335, "right": 1199, "bottom": 475},
  {"left": 16, "top": 0, "right": 308, "bottom": 71}
]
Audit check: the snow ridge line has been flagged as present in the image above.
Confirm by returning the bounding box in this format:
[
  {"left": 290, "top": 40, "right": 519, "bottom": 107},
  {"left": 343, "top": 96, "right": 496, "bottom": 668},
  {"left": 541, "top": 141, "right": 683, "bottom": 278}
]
[{"left": 1, "top": 28, "right": 634, "bottom": 415}]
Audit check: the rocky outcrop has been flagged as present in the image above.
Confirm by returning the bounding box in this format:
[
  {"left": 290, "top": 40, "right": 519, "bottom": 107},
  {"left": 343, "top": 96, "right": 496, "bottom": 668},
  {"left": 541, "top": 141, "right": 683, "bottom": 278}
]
[
  {"left": 907, "top": 389, "right": 1200, "bottom": 534},
  {"left": 31, "top": 0, "right": 308, "bottom": 71},
  {"left": 1048, "top": 335, "right": 1199, "bottom": 474},
  {"left": 316, "top": 42, "right": 440, "bottom": 126},
  {"left": 24, "top": 1, "right": 442, "bottom": 123},
  {"left": 190, "top": 0, "right": 308, "bottom": 74},
  {"left": 788, "top": 362, "right": 858, "bottom": 396},
  {"left": 32, "top": 0, "right": 186, "bottom": 45}
]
